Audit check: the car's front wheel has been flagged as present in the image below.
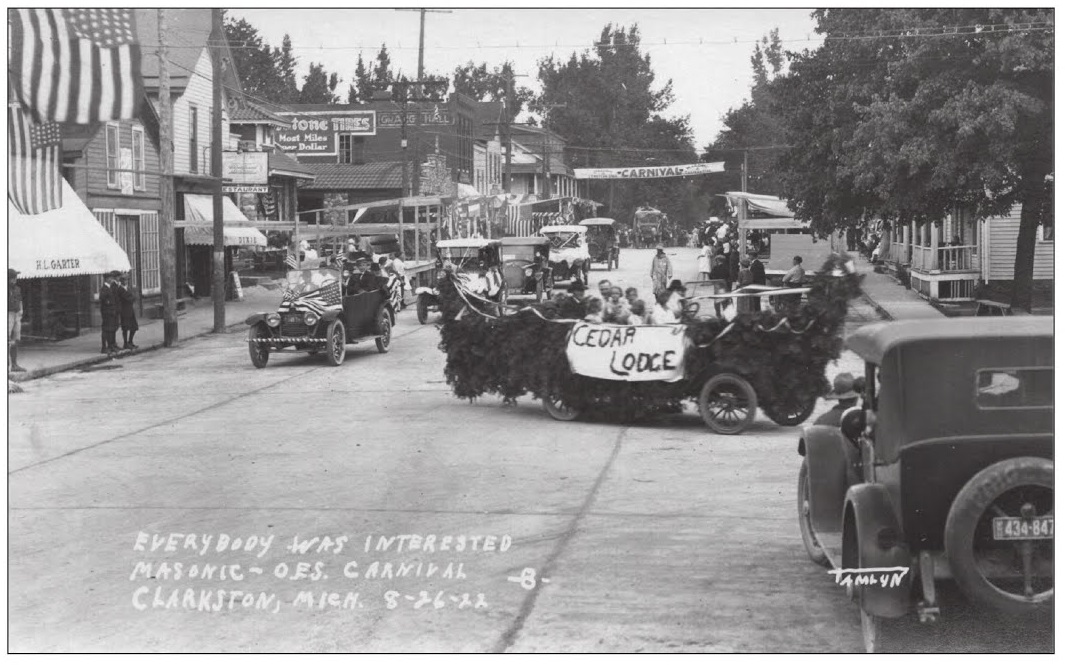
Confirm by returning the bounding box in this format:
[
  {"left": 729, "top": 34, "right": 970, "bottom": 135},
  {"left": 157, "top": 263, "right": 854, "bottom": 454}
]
[
  {"left": 375, "top": 310, "right": 392, "bottom": 353},
  {"left": 797, "top": 459, "right": 830, "bottom": 566},
  {"left": 542, "top": 396, "right": 580, "bottom": 421},
  {"left": 326, "top": 319, "right": 346, "bottom": 366},
  {"left": 248, "top": 323, "right": 270, "bottom": 369},
  {"left": 416, "top": 294, "right": 429, "bottom": 324},
  {"left": 698, "top": 373, "right": 757, "bottom": 435}
]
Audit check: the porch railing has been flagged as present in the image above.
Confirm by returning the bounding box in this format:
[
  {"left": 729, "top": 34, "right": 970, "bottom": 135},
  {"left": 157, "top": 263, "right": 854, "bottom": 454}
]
[
  {"left": 887, "top": 241, "right": 908, "bottom": 264},
  {"left": 911, "top": 244, "right": 976, "bottom": 272}
]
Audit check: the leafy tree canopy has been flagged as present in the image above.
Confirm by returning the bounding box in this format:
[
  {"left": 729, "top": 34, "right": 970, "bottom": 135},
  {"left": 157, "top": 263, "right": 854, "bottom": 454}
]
[{"left": 452, "top": 60, "right": 534, "bottom": 122}]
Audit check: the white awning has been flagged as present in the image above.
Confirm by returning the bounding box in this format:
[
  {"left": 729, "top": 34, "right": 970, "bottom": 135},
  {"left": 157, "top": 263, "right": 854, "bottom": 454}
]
[
  {"left": 739, "top": 217, "right": 810, "bottom": 231},
  {"left": 183, "top": 193, "right": 250, "bottom": 222},
  {"left": 181, "top": 193, "right": 267, "bottom": 246},
  {"left": 724, "top": 191, "right": 794, "bottom": 218},
  {"left": 8, "top": 180, "right": 131, "bottom": 278},
  {"left": 183, "top": 225, "right": 267, "bottom": 247}
]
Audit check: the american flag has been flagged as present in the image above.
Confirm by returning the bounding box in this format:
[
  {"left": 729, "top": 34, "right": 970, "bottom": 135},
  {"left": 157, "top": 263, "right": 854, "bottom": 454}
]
[
  {"left": 285, "top": 251, "right": 299, "bottom": 269},
  {"left": 9, "top": 8, "right": 144, "bottom": 124},
  {"left": 8, "top": 102, "right": 62, "bottom": 215},
  {"left": 279, "top": 282, "right": 343, "bottom": 316}
]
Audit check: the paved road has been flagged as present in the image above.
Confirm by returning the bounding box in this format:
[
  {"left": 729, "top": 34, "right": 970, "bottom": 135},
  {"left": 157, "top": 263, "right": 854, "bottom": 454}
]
[{"left": 8, "top": 248, "right": 1051, "bottom": 652}]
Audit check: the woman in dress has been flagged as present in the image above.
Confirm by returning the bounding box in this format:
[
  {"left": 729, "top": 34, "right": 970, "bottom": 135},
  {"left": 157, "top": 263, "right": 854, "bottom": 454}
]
[{"left": 697, "top": 244, "right": 712, "bottom": 281}]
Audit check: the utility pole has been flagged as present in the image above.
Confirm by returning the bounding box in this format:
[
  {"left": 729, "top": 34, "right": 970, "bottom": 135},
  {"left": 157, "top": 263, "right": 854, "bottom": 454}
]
[
  {"left": 540, "top": 104, "right": 566, "bottom": 200},
  {"left": 502, "top": 69, "right": 529, "bottom": 194},
  {"left": 396, "top": 8, "right": 451, "bottom": 96},
  {"left": 156, "top": 10, "right": 178, "bottom": 346},
  {"left": 741, "top": 149, "right": 749, "bottom": 192},
  {"left": 210, "top": 8, "right": 225, "bottom": 333}
]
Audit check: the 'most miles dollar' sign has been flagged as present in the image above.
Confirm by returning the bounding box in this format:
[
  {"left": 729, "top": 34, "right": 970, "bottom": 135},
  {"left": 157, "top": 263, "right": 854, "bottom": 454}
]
[{"left": 274, "top": 111, "right": 377, "bottom": 156}]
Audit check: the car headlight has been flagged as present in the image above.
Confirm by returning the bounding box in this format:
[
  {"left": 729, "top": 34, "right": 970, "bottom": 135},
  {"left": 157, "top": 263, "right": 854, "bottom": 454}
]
[
  {"left": 524, "top": 267, "right": 533, "bottom": 277},
  {"left": 265, "top": 312, "right": 281, "bottom": 327},
  {"left": 303, "top": 312, "right": 319, "bottom": 327}
]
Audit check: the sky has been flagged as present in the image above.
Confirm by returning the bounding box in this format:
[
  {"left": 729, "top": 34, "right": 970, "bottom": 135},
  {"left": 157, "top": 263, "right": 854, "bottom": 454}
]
[{"left": 230, "top": 6, "right": 821, "bottom": 150}]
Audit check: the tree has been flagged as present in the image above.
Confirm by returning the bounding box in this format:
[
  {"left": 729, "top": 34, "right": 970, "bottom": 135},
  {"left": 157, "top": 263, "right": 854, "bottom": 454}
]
[
  {"left": 372, "top": 44, "right": 394, "bottom": 88},
  {"left": 777, "top": 8, "right": 1053, "bottom": 309},
  {"left": 273, "top": 34, "right": 300, "bottom": 103},
  {"left": 299, "top": 62, "right": 340, "bottom": 104},
  {"left": 453, "top": 60, "right": 534, "bottom": 121},
  {"left": 347, "top": 53, "right": 374, "bottom": 103},
  {"left": 534, "top": 24, "right": 698, "bottom": 228}
]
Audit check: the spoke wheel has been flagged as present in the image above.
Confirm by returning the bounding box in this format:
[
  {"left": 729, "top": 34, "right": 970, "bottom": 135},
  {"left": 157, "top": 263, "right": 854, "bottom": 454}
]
[
  {"left": 765, "top": 396, "right": 818, "bottom": 427},
  {"left": 944, "top": 457, "right": 1054, "bottom": 613},
  {"left": 326, "top": 319, "right": 346, "bottom": 366},
  {"left": 375, "top": 311, "right": 392, "bottom": 353},
  {"left": 797, "top": 459, "right": 830, "bottom": 566},
  {"left": 248, "top": 323, "right": 270, "bottom": 369},
  {"left": 698, "top": 373, "right": 757, "bottom": 435},
  {"left": 542, "top": 396, "right": 580, "bottom": 421}
]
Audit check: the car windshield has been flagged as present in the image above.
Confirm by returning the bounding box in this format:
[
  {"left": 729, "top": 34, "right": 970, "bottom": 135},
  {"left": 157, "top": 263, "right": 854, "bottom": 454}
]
[
  {"left": 283, "top": 268, "right": 340, "bottom": 295},
  {"left": 541, "top": 231, "right": 582, "bottom": 249},
  {"left": 440, "top": 247, "right": 484, "bottom": 271},
  {"left": 501, "top": 247, "right": 539, "bottom": 262}
]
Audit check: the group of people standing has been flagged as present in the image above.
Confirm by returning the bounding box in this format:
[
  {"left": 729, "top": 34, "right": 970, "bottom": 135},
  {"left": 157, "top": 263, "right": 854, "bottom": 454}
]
[
  {"left": 697, "top": 241, "right": 768, "bottom": 316},
  {"left": 98, "top": 271, "right": 139, "bottom": 356}
]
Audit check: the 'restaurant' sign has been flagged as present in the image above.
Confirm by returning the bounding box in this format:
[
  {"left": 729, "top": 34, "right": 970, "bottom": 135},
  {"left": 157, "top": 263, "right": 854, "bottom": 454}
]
[
  {"left": 574, "top": 162, "right": 726, "bottom": 180},
  {"left": 565, "top": 323, "right": 689, "bottom": 382},
  {"left": 274, "top": 111, "right": 377, "bottom": 155}
]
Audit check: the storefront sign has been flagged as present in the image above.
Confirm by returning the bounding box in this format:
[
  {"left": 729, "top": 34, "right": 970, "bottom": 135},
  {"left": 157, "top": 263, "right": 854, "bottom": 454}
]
[
  {"left": 377, "top": 106, "right": 453, "bottom": 128},
  {"left": 574, "top": 162, "right": 726, "bottom": 180},
  {"left": 565, "top": 323, "right": 689, "bottom": 382},
  {"left": 222, "top": 184, "right": 270, "bottom": 194},
  {"left": 274, "top": 111, "right": 377, "bottom": 155},
  {"left": 222, "top": 152, "right": 269, "bottom": 185}
]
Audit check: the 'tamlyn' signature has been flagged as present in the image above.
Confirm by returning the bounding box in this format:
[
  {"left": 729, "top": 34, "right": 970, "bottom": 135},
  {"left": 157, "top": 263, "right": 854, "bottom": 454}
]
[{"left": 829, "top": 567, "right": 909, "bottom": 589}]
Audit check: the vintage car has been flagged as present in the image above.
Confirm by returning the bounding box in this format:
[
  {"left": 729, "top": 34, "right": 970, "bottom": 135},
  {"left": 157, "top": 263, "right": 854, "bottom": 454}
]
[
  {"left": 499, "top": 236, "right": 553, "bottom": 304},
  {"left": 246, "top": 267, "right": 395, "bottom": 368},
  {"left": 538, "top": 224, "right": 590, "bottom": 285},
  {"left": 797, "top": 318, "right": 1053, "bottom": 652},
  {"left": 580, "top": 217, "right": 620, "bottom": 270},
  {"left": 633, "top": 207, "right": 665, "bottom": 248},
  {"left": 415, "top": 238, "right": 505, "bottom": 324}
]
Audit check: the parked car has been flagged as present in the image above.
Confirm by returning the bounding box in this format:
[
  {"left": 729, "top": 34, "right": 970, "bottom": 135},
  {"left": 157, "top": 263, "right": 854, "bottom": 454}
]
[
  {"left": 415, "top": 238, "right": 505, "bottom": 324},
  {"left": 797, "top": 317, "right": 1053, "bottom": 652},
  {"left": 538, "top": 224, "right": 590, "bottom": 284},
  {"left": 499, "top": 236, "right": 552, "bottom": 304},
  {"left": 580, "top": 217, "right": 620, "bottom": 270},
  {"left": 246, "top": 267, "right": 395, "bottom": 367}
]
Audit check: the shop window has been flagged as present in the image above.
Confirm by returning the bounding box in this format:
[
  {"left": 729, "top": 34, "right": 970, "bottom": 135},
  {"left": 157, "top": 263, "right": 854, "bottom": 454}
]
[
  {"left": 140, "top": 212, "right": 160, "bottom": 294},
  {"left": 105, "top": 123, "right": 120, "bottom": 188},
  {"left": 132, "top": 126, "right": 146, "bottom": 191},
  {"left": 339, "top": 135, "right": 365, "bottom": 164}
]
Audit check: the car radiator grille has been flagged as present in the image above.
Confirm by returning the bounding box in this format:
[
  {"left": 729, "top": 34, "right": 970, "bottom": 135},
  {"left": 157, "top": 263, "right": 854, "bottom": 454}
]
[{"left": 281, "top": 321, "right": 310, "bottom": 338}]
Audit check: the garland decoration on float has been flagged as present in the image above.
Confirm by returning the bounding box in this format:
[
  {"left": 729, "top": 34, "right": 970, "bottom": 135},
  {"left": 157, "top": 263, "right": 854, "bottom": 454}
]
[{"left": 435, "top": 253, "right": 863, "bottom": 422}]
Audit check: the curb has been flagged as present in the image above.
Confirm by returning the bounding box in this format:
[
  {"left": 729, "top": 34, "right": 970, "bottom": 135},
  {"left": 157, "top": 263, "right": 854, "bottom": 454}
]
[
  {"left": 859, "top": 290, "right": 893, "bottom": 321},
  {"left": 9, "top": 319, "right": 248, "bottom": 384}
]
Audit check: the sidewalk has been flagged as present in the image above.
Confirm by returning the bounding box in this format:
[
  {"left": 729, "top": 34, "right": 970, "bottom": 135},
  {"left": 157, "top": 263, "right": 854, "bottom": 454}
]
[
  {"left": 851, "top": 255, "right": 945, "bottom": 321},
  {"left": 10, "top": 285, "right": 282, "bottom": 382}
]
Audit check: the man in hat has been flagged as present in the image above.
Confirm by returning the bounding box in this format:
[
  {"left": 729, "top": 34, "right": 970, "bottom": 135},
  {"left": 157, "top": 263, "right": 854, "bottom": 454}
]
[
  {"left": 117, "top": 274, "right": 139, "bottom": 349},
  {"left": 813, "top": 373, "right": 863, "bottom": 428},
  {"left": 8, "top": 268, "right": 26, "bottom": 372},
  {"left": 99, "top": 271, "right": 122, "bottom": 355},
  {"left": 650, "top": 245, "right": 672, "bottom": 296},
  {"left": 558, "top": 279, "right": 588, "bottom": 318}
]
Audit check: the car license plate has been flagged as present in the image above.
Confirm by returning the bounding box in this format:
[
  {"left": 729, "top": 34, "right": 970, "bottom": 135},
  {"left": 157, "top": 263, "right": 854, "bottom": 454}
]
[
  {"left": 992, "top": 516, "right": 1054, "bottom": 540},
  {"left": 285, "top": 314, "right": 303, "bottom": 323}
]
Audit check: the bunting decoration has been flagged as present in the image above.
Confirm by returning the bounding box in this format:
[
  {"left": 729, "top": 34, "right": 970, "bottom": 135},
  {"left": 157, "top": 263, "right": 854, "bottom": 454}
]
[
  {"left": 8, "top": 8, "right": 144, "bottom": 124},
  {"left": 8, "top": 101, "right": 62, "bottom": 215}
]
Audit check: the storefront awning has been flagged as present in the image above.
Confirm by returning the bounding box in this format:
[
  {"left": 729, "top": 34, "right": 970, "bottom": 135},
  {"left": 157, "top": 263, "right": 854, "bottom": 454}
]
[
  {"left": 8, "top": 180, "right": 131, "bottom": 278},
  {"left": 738, "top": 217, "right": 810, "bottom": 231},
  {"left": 183, "top": 225, "right": 267, "bottom": 247},
  {"left": 183, "top": 193, "right": 250, "bottom": 222}
]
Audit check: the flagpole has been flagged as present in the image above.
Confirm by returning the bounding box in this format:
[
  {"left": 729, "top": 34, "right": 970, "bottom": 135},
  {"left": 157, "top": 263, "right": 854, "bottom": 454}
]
[
  {"left": 211, "top": 7, "right": 225, "bottom": 333},
  {"left": 157, "top": 9, "right": 179, "bottom": 346}
]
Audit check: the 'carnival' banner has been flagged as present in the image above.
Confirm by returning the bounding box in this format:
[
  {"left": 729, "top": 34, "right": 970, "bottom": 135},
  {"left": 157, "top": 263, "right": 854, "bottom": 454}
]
[
  {"left": 565, "top": 323, "right": 689, "bottom": 382},
  {"left": 574, "top": 162, "right": 725, "bottom": 180}
]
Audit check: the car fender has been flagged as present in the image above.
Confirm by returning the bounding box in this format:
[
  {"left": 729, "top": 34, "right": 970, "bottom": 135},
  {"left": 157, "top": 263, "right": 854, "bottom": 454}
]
[
  {"left": 801, "top": 425, "right": 853, "bottom": 534},
  {"left": 320, "top": 309, "right": 342, "bottom": 323},
  {"left": 245, "top": 313, "right": 268, "bottom": 326},
  {"left": 841, "top": 483, "right": 911, "bottom": 619}
]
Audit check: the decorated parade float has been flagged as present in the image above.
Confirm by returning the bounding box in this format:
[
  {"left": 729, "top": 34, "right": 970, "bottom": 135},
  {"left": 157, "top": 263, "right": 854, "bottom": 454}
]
[{"left": 435, "top": 253, "right": 864, "bottom": 434}]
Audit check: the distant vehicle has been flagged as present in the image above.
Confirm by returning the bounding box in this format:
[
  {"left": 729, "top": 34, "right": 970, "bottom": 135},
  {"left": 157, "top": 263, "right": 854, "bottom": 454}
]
[
  {"left": 797, "top": 318, "right": 1053, "bottom": 652},
  {"left": 580, "top": 217, "right": 620, "bottom": 270},
  {"left": 538, "top": 225, "right": 590, "bottom": 284},
  {"left": 246, "top": 267, "right": 395, "bottom": 368},
  {"left": 499, "top": 236, "right": 553, "bottom": 304},
  {"left": 633, "top": 207, "right": 666, "bottom": 248},
  {"left": 415, "top": 238, "right": 505, "bottom": 324}
]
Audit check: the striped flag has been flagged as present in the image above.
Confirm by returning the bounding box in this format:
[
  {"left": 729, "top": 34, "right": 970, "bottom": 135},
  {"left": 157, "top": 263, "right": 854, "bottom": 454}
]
[
  {"left": 285, "top": 251, "right": 299, "bottom": 269},
  {"left": 9, "top": 8, "right": 144, "bottom": 124},
  {"left": 8, "top": 102, "right": 62, "bottom": 215},
  {"left": 278, "top": 282, "right": 342, "bottom": 316}
]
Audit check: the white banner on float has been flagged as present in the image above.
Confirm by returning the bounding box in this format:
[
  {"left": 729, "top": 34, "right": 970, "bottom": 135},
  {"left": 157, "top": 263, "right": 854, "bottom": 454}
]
[
  {"left": 565, "top": 322, "right": 689, "bottom": 382},
  {"left": 573, "top": 162, "right": 725, "bottom": 180}
]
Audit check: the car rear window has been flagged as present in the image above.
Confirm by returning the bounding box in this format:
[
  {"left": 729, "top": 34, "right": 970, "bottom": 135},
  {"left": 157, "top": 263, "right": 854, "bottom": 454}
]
[{"left": 975, "top": 367, "right": 1053, "bottom": 409}]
